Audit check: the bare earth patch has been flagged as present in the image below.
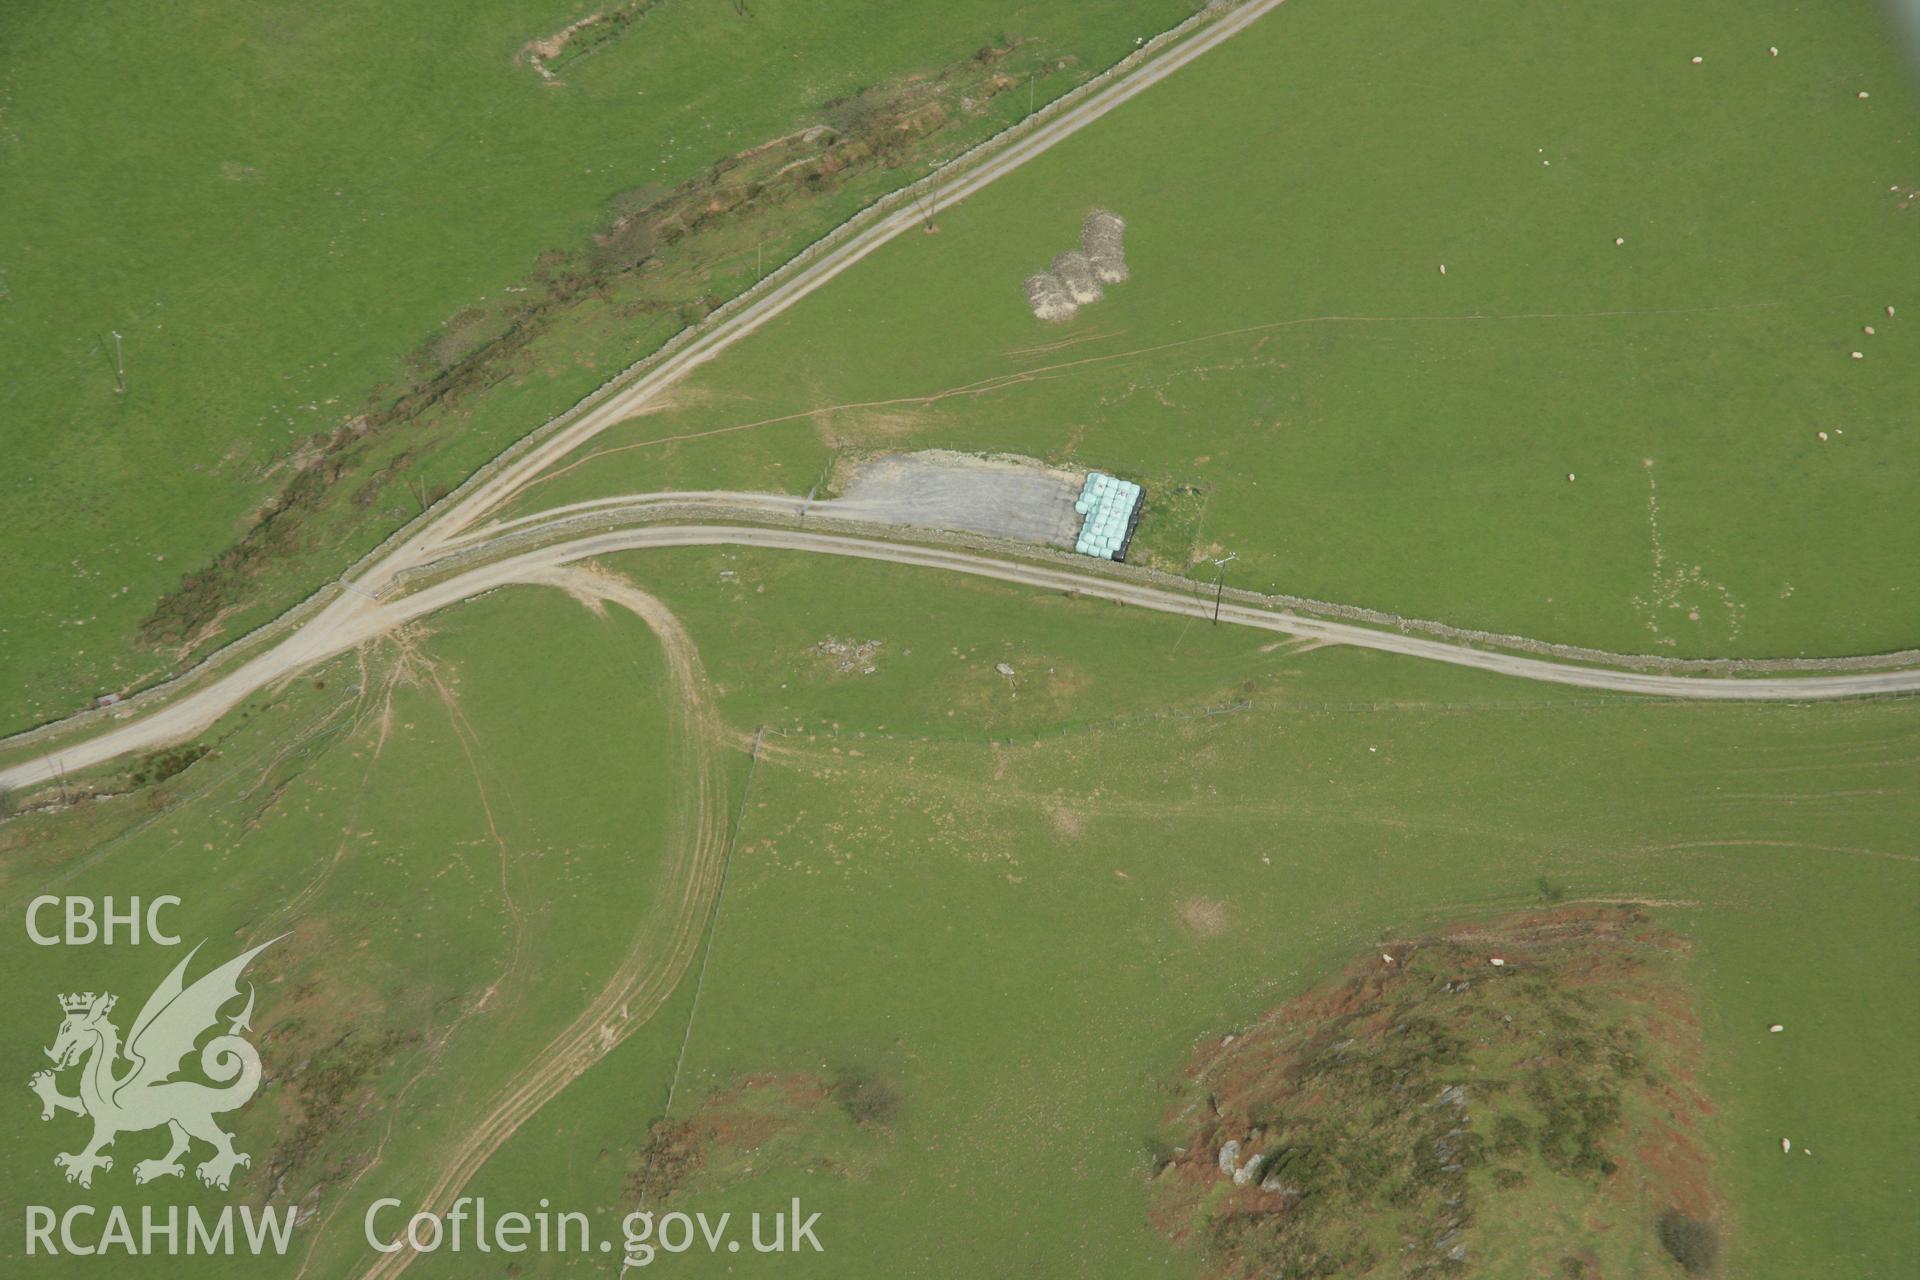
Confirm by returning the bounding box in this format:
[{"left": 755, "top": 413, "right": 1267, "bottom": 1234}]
[
  {"left": 518, "top": 5, "right": 660, "bottom": 84},
  {"left": 626, "top": 1069, "right": 897, "bottom": 1204},
  {"left": 1180, "top": 895, "right": 1233, "bottom": 938},
  {"left": 1048, "top": 803, "right": 1087, "bottom": 839}
]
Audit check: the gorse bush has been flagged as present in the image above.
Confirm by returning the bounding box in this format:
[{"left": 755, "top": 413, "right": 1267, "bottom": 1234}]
[{"left": 1657, "top": 1209, "right": 1719, "bottom": 1274}]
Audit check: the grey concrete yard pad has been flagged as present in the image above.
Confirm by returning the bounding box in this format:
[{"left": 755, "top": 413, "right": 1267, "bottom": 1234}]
[{"left": 822, "top": 451, "right": 1084, "bottom": 547}]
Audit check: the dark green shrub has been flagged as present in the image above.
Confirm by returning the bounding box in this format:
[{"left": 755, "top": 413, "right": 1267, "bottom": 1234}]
[
  {"left": 829, "top": 1067, "right": 901, "bottom": 1128},
  {"left": 1491, "top": 1114, "right": 1530, "bottom": 1155},
  {"left": 1656, "top": 1209, "right": 1718, "bottom": 1275}
]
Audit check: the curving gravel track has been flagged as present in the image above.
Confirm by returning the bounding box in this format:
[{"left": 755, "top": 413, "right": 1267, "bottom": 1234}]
[
  {"left": 6, "top": 518, "right": 1916, "bottom": 793},
  {"left": 2, "top": 0, "right": 1913, "bottom": 802},
  {"left": 369, "top": 0, "right": 1300, "bottom": 586},
  {"left": 14, "top": 4, "right": 1914, "bottom": 1275},
  {"left": 1, "top": 0, "right": 1305, "bottom": 794}
]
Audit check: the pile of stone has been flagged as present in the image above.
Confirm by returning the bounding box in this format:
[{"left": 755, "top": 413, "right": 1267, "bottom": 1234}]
[
  {"left": 1081, "top": 209, "right": 1128, "bottom": 282},
  {"left": 1051, "top": 251, "right": 1103, "bottom": 304},
  {"left": 1023, "top": 209, "right": 1129, "bottom": 320},
  {"left": 814, "top": 637, "right": 882, "bottom": 675},
  {"left": 1022, "top": 272, "right": 1077, "bottom": 322}
]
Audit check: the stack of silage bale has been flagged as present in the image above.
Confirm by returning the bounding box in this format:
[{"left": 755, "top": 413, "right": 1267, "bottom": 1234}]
[{"left": 1072, "top": 471, "right": 1143, "bottom": 560}]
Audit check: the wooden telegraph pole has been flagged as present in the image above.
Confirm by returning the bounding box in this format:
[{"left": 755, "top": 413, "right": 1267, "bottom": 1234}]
[{"left": 1211, "top": 553, "right": 1237, "bottom": 626}]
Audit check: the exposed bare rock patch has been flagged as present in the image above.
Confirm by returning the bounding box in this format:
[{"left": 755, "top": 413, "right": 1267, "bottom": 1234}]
[
  {"left": 814, "top": 637, "right": 882, "bottom": 675},
  {"left": 520, "top": 12, "right": 602, "bottom": 82},
  {"left": 519, "top": 4, "right": 659, "bottom": 84}
]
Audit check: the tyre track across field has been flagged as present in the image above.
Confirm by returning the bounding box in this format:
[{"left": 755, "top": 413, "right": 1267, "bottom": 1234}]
[
  {"left": 10, "top": 0, "right": 1910, "bottom": 1269},
  {"left": 353, "top": 568, "right": 733, "bottom": 1280}
]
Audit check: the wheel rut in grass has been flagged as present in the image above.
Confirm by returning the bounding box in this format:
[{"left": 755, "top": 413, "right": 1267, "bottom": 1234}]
[{"left": 353, "top": 566, "right": 732, "bottom": 1280}]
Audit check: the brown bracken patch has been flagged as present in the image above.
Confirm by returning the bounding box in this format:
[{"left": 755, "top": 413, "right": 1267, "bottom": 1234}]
[
  {"left": 1147, "top": 906, "right": 1722, "bottom": 1278},
  {"left": 626, "top": 1068, "right": 897, "bottom": 1205}
]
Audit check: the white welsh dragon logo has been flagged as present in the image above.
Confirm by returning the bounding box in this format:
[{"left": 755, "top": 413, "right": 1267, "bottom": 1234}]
[{"left": 28, "top": 937, "right": 280, "bottom": 1191}]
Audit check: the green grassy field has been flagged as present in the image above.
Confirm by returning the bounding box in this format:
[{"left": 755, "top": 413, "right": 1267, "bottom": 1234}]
[
  {"left": 0, "top": 585, "right": 727, "bottom": 1276},
  {"left": 1148, "top": 907, "right": 1714, "bottom": 1276},
  {"left": 2, "top": 549, "right": 1913, "bottom": 1276},
  {"left": 5, "top": 1, "right": 1916, "bottom": 1273},
  {"left": 0, "top": 0, "right": 1201, "bottom": 731},
  {"left": 414, "top": 549, "right": 1916, "bottom": 1279},
  {"left": 518, "top": 0, "right": 1920, "bottom": 661}
]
